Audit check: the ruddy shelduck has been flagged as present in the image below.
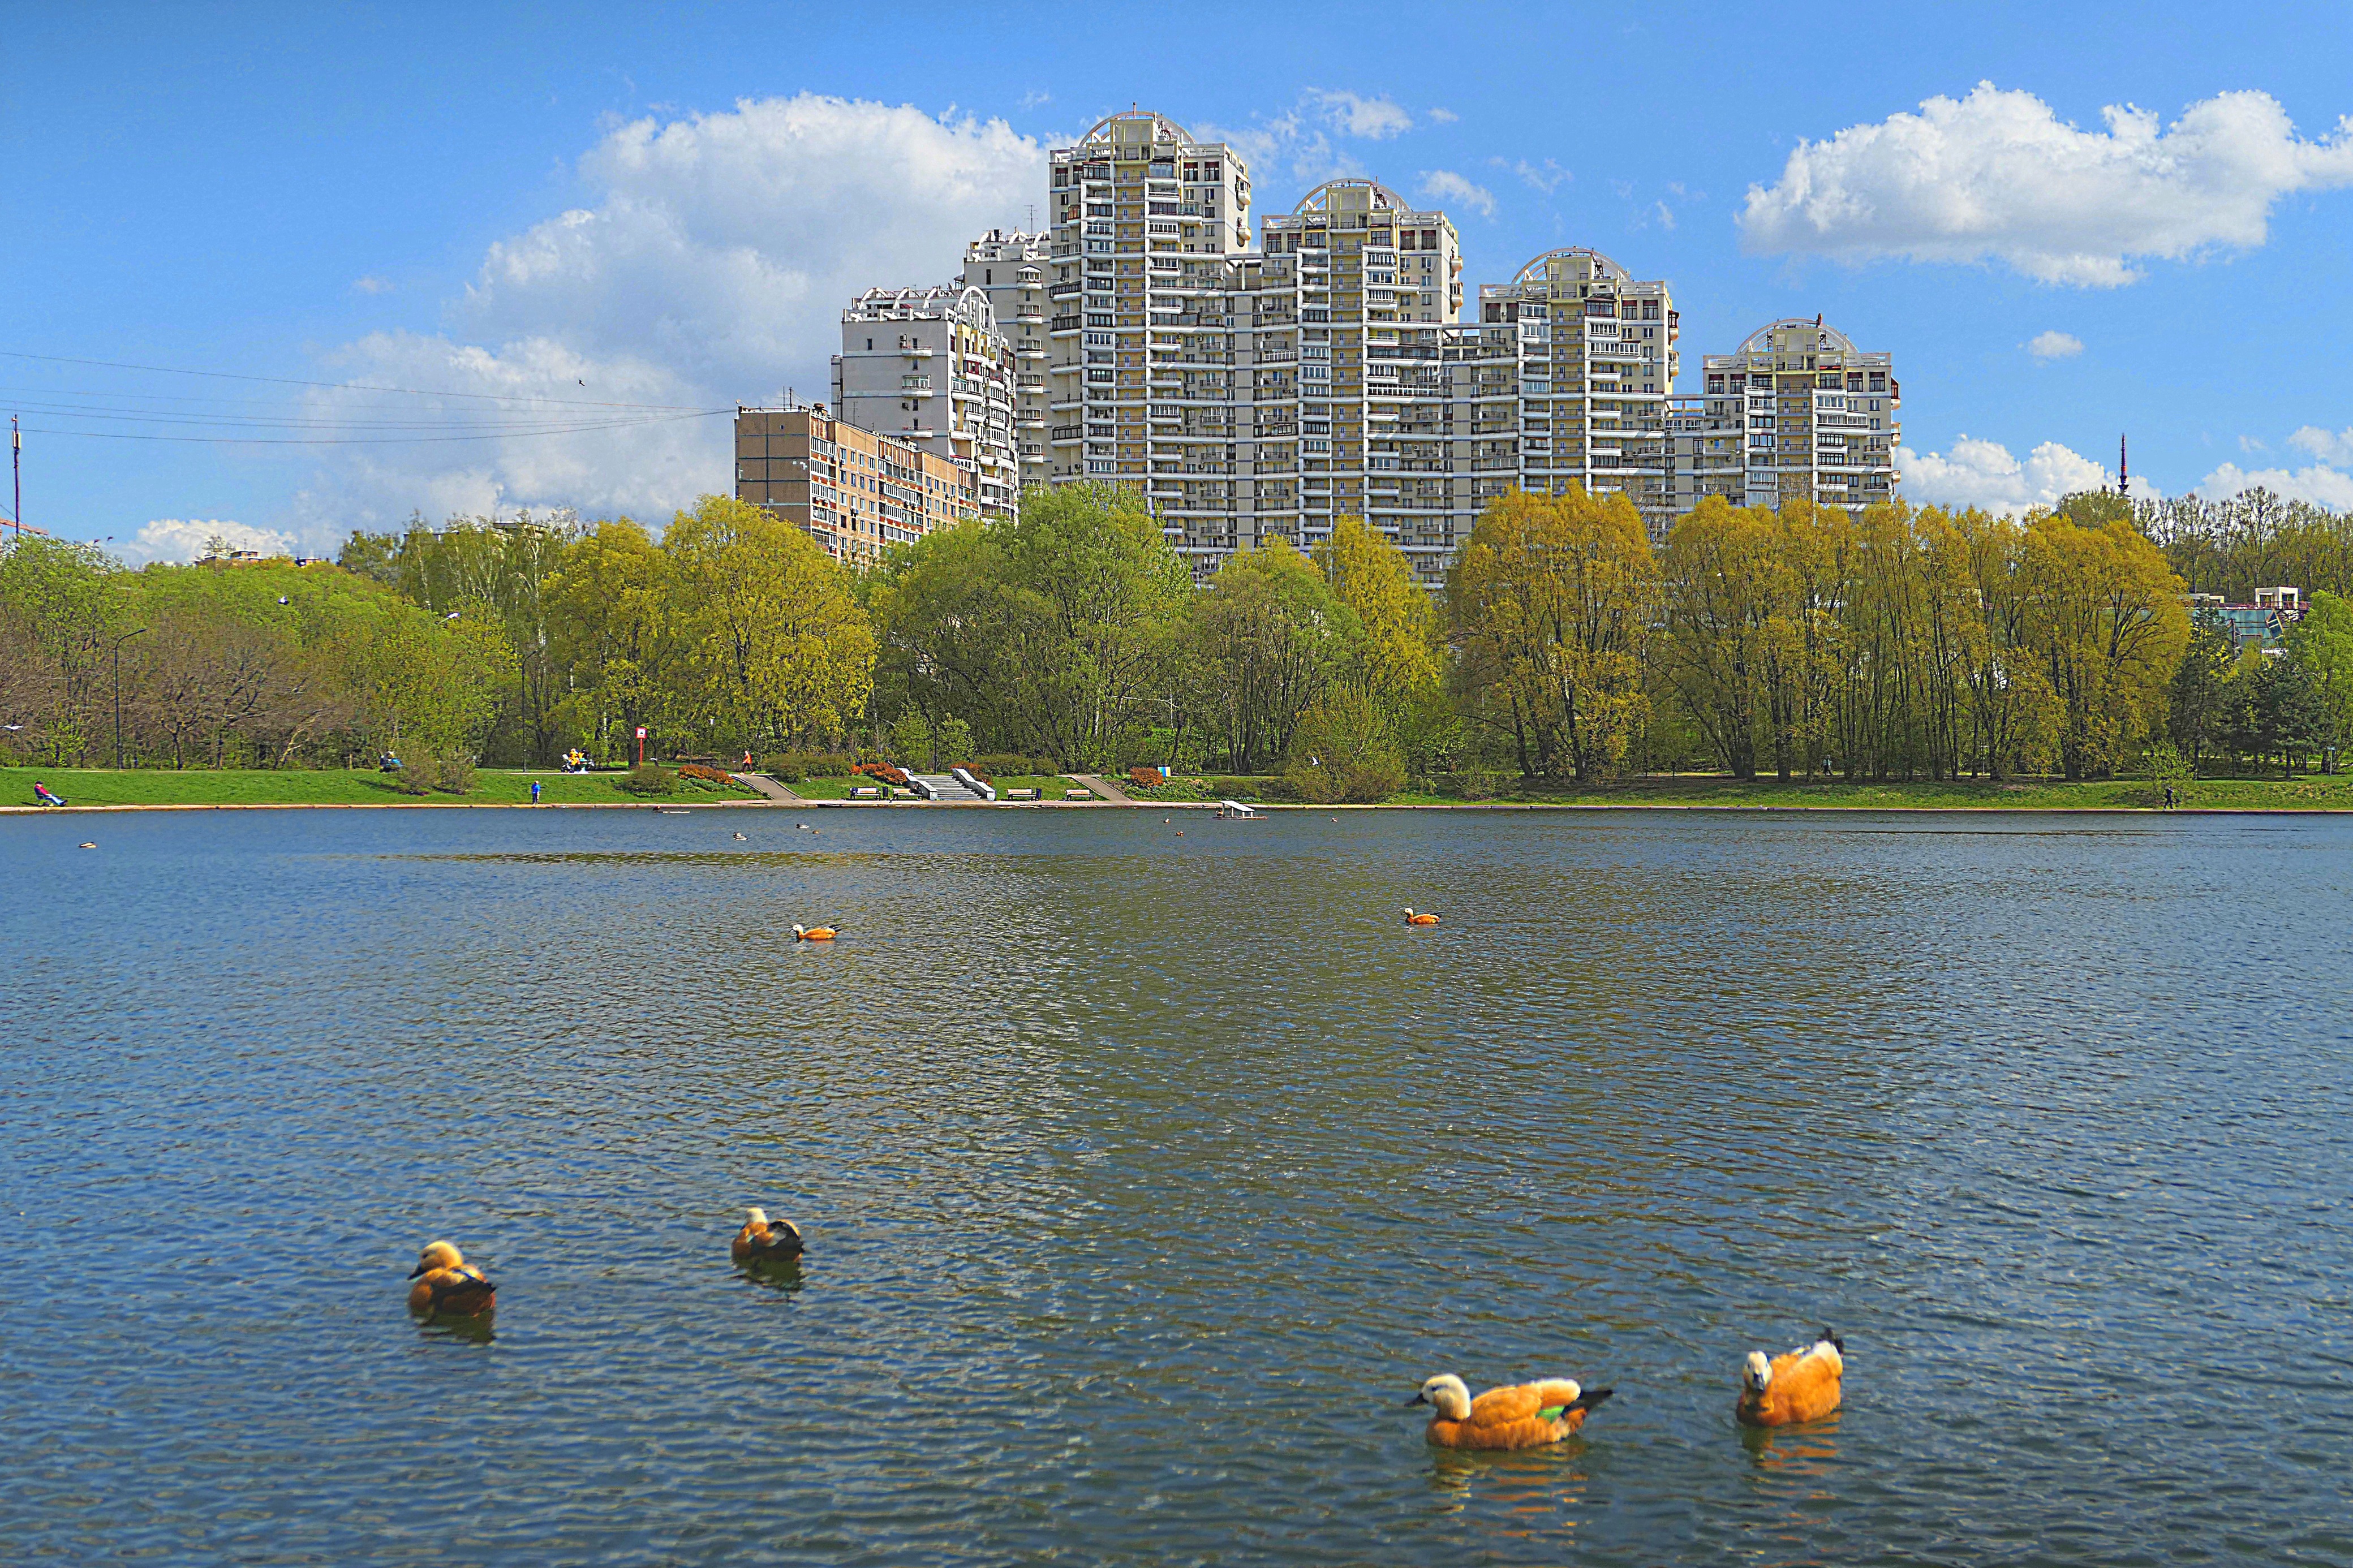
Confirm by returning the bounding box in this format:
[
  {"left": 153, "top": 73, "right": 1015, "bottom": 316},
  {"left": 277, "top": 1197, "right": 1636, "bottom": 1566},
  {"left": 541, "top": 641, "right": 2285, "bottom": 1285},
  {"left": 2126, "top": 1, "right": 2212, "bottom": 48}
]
[
  {"left": 1409, "top": 1374, "right": 1614, "bottom": 1450},
  {"left": 792, "top": 924, "right": 837, "bottom": 941},
  {"left": 1404, "top": 907, "right": 1440, "bottom": 925},
  {"left": 406, "top": 1240, "right": 496, "bottom": 1317},
  {"left": 731, "top": 1207, "right": 805, "bottom": 1265},
  {"left": 1736, "top": 1330, "right": 1844, "bottom": 1427}
]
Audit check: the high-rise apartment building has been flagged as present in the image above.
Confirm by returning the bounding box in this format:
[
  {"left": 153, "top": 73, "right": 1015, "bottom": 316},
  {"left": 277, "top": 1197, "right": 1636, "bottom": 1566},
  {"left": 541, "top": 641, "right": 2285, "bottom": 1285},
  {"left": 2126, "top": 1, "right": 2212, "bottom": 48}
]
[
  {"left": 1468, "top": 248, "right": 1680, "bottom": 543},
  {"left": 1250, "top": 179, "right": 1466, "bottom": 581},
  {"left": 733, "top": 404, "right": 980, "bottom": 567},
  {"left": 792, "top": 104, "right": 1903, "bottom": 580},
  {"left": 1666, "top": 318, "right": 1899, "bottom": 522},
  {"left": 831, "top": 285, "right": 1020, "bottom": 521},
  {"left": 1043, "top": 110, "right": 1256, "bottom": 571},
  {"left": 961, "top": 230, "right": 1053, "bottom": 494}
]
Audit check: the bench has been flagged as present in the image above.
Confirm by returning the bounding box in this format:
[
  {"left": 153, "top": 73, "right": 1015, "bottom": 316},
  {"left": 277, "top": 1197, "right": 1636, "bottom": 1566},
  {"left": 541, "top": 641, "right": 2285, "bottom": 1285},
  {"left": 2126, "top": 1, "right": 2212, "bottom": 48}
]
[
  {"left": 1064, "top": 787, "right": 1094, "bottom": 801},
  {"left": 1006, "top": 787, "right": 1037, "bottom": 800},
  {"left": 849, "top": 785, "right": 880, "bottom": 799}
]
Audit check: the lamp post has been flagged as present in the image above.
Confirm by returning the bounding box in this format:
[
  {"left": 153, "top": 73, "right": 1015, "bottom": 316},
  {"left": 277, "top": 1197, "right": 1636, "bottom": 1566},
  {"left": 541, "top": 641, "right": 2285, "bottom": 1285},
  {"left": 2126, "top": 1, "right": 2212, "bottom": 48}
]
[{"left": 111, "top": 627, "right": 147, "bottom": 769}]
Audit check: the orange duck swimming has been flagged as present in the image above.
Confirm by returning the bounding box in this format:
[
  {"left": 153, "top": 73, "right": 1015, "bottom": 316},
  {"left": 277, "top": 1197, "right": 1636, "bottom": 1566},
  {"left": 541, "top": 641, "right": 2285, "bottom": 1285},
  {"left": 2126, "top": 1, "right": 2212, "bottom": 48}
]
[
  {"left": 406, "top": 1240, "right": 496, "bottom": 1317},
  {"left": 731, "top": 1207, "right": 805, "bottom": 1264},
  {"left": 1736, "top": 1331, "right": 1844, "bottom": 1427},
  {"left": 1403, "top": 907, "right": 1440, "bottom": 925},
  {"left": 1409, "top": 1374, "right": 1613, "bottom": 1450}
]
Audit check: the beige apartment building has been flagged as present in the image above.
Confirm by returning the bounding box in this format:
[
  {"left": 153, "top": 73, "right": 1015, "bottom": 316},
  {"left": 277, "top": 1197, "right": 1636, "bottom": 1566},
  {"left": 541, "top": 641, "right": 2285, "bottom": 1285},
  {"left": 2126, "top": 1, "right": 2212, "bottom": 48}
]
[
  {"left": 1666, "top": 318, "right": 1899, "bottom": 521},
  {"left": 733, "top": 404, "right": 978, "bottom": 568},
  {"left": 961, "top": 230, "right": 1053, "bottom": 494},
  {"left": 1043, "top": 110, "right": 1257, "bottom": 571},
  {"left": 767, "top": 102, "right": 1902, "bottom": 581},
  {"left": 831, "top": 285, "right": 1020, "bottom": 521}
]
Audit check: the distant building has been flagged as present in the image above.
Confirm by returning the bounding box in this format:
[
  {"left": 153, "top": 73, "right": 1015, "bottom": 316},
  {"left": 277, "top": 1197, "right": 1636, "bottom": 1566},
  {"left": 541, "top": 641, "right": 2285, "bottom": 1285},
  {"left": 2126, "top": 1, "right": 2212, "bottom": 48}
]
[
  {"left": 961, "top": 230, "right": 1053, "bottom": 494},
  {"left": 733, "top": 404, "right": 978, "bottom": 568},
  {"left": 1666, "top": 319, "right": 1900, "bottom": 535},
  {"left": 831, "top": 285, "right": 1020, "bottom": 522},
  {"left": 2189, "top": 587, "right": 2303, "bottom": 654}
]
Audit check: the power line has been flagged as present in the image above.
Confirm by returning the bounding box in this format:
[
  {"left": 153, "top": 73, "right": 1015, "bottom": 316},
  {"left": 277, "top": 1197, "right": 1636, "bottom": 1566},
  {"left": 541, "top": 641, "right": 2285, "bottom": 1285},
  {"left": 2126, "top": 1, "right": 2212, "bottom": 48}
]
[
  {"left": 16, "top": 410, "right": 726, "bottom": 445},
  {"left": 0, "top": 348, "right": 714, "bottom": 411},
  {"left": 5, "top": 398, "right": 726, "bottom": 433}
]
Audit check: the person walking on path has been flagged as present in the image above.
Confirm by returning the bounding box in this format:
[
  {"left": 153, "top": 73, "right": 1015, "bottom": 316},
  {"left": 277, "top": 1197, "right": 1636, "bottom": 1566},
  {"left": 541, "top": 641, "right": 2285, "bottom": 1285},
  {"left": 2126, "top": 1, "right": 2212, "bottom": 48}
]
[
  {"left": 2164, "top": 785, "right": 2176, "bottom": 809},
  {"left": 531, "top": 780, "right": 542, "bottom": 805}
]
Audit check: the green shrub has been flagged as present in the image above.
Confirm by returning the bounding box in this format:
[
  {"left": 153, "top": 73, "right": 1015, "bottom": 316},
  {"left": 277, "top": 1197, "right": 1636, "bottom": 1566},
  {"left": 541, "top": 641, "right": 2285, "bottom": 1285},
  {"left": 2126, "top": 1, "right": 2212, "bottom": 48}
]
[
  {"left": 617, "top": 764, "right": 677, "bottom": 796},
  {"left": 393, "top": 754, "right": 437, "bottom": 796},
  {"left": 1284, "top": 690, "right": 1406, "bottom": 804},
  {"left": 1446, "top": 768, "right": 1504, "bottom": 801},
  {"left": 434, "top": 755, "right": 476, "bottom": 795}
]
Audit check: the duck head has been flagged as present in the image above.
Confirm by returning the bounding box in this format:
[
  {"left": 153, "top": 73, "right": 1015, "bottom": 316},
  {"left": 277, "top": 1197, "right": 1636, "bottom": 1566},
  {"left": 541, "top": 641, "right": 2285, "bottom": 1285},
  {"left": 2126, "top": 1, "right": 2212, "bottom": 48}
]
[
  {"left": 746, "top": 1207, "right": 769, "bottom": 1229},
  {"left": 410, "top": 1240, "right": 464, "bottom": 1279},
  {"left": 1409, "top": 1374, "right": 1472, "bottom": 1420},
  {"left": 1743, "top": 1350, "right": 1773, "bottom": 1394}
]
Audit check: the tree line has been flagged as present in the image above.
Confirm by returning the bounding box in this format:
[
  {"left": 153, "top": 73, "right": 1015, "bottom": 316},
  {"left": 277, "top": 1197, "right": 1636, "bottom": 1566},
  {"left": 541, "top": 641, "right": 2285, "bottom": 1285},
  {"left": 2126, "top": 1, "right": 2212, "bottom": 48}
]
[{"left": 7, "top": 484, "right": 2349, "bottom": 790}]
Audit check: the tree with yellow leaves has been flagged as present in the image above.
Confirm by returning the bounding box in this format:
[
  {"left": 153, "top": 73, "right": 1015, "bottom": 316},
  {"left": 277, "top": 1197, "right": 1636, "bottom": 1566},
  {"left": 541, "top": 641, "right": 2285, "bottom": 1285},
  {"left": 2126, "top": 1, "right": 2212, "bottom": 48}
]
[
  {"left": 663, "top": 494, "right": 873, "bottom": 752},
  {"left": 2020, "top": 511, "right": 2188, "bottom": 779},
  {"left": 1449, "top": 487, "right": 1657, "bottom": 781}
]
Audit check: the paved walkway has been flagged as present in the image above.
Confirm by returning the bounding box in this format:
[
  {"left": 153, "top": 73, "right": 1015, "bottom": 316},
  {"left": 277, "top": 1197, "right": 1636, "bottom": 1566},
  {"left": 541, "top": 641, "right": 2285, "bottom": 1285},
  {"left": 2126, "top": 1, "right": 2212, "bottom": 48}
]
[
  {"left": 731, "top": 772, "right": 799, "bottom": 803},
  {"left": 1068, "top": 773, "right": 1135, "bottom": 804}
]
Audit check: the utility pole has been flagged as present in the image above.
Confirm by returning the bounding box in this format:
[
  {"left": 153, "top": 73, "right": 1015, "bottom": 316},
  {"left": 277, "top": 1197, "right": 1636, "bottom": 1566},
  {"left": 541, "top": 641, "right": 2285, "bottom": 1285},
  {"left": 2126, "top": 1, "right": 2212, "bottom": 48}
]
[
  {"left": 2119, "top": 434, "right": 2130, "bottom": 502},
  {"left": 11, "top": 415, "right": 19, "bottom": 534}
]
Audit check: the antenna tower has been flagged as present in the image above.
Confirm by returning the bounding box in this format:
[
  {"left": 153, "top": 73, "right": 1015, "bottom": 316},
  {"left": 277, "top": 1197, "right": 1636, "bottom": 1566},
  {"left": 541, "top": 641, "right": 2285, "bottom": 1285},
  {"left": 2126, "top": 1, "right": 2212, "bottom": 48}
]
[{"left": 2119, "top": 434, "right": 2129, "bottom": 502}]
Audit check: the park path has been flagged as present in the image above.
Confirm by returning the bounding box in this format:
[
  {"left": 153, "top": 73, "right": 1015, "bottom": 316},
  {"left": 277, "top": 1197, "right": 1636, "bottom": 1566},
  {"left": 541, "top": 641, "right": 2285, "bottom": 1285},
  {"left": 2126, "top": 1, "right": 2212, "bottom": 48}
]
[
  {"left": 732, "top": 773, "right": 799, "bottom": 803},
  {"left": 1068, "top": 773, "right": 1135, "bottom": 804}
]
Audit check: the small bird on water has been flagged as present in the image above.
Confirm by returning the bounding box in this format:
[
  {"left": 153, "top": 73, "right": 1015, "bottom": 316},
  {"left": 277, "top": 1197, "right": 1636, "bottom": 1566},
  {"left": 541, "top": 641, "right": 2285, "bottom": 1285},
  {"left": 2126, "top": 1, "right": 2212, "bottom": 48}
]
[
  {"left": 733, "top": 832, "right": 747, "bottom": 840},
  {"left": 1404, "top": 907, "right": 1440, "bottom": 925},
  {"left": 1736, "top": 1330, "right": 1844, "bottom": 1427},
  {"left": 1409, "top": 1374, "right": 1613, "bottom": 1450},
  {"left": 793, "top": 923, "right": 837, "bottom": 941},
  {"left": 731, "top": 1207, "right": 805, "bottom": 1264},
  {"left": 79, "top": 841, "right": 97, "bottom": 850},
  {"left": 407, "top": 1240, "right": 496, "bottom": 1318}
]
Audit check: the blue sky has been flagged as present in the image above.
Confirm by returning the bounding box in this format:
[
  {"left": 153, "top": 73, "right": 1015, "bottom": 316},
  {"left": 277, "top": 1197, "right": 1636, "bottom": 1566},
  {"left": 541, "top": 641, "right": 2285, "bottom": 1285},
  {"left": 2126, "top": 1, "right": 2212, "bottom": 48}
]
[{"left": 7, "top": 1, "right": 2352, "bottom": 559}]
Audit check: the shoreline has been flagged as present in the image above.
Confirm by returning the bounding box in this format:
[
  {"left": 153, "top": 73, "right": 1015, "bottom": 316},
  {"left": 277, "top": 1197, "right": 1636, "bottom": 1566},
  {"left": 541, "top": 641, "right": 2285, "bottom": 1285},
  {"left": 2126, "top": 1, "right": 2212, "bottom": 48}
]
[{"left": 5, "top": 797, "right": 2342, "bottom": 816}]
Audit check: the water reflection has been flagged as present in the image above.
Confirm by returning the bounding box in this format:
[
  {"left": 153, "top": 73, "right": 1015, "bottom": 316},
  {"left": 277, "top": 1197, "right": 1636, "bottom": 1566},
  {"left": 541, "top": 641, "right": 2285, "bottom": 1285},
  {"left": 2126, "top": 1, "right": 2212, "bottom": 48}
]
[{"left": 1424, "top": 1444, "right": 1592, "bottom": 1537}]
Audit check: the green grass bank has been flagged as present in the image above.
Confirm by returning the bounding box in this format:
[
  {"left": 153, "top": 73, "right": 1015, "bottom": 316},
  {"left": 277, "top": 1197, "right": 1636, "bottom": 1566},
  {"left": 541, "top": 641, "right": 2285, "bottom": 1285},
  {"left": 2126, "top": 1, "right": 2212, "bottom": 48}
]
[
  {"left": 7, "top": 766, "right": 2351, "bottom": 812},
  {"left": 1, "top": 766, "right": 760, "bottom": 809}
]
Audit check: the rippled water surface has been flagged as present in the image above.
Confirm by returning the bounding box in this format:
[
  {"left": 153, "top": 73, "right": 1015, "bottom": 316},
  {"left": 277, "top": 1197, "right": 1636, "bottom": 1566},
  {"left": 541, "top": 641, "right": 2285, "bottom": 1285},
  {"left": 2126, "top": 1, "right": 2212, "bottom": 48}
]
[{"left": 6, "top": 806, "right": 2351, "bottom": 1565}]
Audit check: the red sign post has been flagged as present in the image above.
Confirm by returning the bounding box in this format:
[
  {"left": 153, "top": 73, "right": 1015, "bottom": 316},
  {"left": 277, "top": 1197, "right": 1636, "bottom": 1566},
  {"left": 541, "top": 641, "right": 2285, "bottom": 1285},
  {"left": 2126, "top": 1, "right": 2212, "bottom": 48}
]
[{"left": 636, "top": 725, "right": 647, "bottom": 766}]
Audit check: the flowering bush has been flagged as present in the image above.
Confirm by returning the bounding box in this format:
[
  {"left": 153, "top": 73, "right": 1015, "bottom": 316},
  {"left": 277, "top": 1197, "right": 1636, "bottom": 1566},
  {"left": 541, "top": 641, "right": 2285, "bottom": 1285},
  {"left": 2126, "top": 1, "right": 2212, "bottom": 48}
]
[
  {"left": 677, "top": 763, "right": 734, "bottom": 786},
  {"left": 1127, "top": 766, "right": 1164, "bottom": 790},
  {"left": 854, "top": 761, "right": 910, "bottom": 787}
]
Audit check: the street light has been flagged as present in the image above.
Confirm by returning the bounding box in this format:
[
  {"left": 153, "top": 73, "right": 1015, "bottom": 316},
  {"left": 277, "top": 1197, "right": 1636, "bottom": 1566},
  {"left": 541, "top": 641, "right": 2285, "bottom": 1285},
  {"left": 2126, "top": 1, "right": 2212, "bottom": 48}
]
[{"left": 110, "top": 627, "right": 147, "bottom": 769}]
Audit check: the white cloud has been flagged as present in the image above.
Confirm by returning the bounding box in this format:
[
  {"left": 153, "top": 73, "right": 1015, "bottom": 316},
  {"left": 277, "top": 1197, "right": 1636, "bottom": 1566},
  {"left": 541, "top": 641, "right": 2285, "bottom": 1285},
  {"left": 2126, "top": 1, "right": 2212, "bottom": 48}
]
[
  {"left": 2026, "top": 330, "right": 2083, "bottom": 360},
  {"left": 1417, "top": 169, "right": 1495, "bottom": 218},
  {"left": 291, "top": 95, "right": 1046, "bottom": 544},
  {"left": 1740, "top": 83, "right": 2353, "bottom": 285},
  {"left": 1508, "top": 157, "right": 1570, "bottom": 194},
  {"left": 1427, "top": 107, "right": 1459, "bottom": 124},
  {"left": 123, "top": 518, "right": 298, "bottom": 566},
  {"left": 2195, "top": 460, "right": 2353, "bottom": 510},
  {"left": 2289, "top": 424, "right": 2353, "bottom": 464},
  {"left": 1898, "top": 435, "right": 2132, "bottom": 515},
  {"left": 351, "top": 275, "right": 393, "bottom": 295},
  {"left": 1302, "top": 89, "right": 1413, "bottom": 140},
  {"left": 2239, "top": 434, "right": 2268, "bottom": 453},
  {"left": 1652, "top": 200, "right": 1676, "bottom": 231},
  {"left": 1018, "top": 89, "right": 1050, "bottom": 111}
]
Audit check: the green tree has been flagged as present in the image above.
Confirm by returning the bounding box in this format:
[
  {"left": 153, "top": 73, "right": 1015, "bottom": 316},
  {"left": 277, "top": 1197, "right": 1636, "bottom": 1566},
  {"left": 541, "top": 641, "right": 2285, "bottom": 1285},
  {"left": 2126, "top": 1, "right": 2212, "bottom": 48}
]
[
  {"left": 2021, "top": 512, "right": 2189, "bottom": 779},
  {"left": 548, "top": 519, "right": 670, "bottom": 765},
  {"left": 868, "top": 484, "right": 1188, "bottom": 768},
  {"left": 663, "top": 494, "right": 874, "bottom": 753},
  {"left": 1188, "top": 537, "right": 1358, "bottom": 772},
  {"left": 2286, "top": 588, "right": 2353, "bottom": 770},
  {"left": 1451, "top": 487, "right": 1658, "bottom": 781},
  {"left": 2167, "top": 608, "right": 2237, "bottom": 772}
]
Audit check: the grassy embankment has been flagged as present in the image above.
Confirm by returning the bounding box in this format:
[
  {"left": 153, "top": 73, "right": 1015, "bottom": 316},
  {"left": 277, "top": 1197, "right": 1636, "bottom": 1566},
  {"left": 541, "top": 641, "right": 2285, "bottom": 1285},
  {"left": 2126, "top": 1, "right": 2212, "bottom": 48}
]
[
  {"left": 1381, "top": 774, "right": 2353, "bottom": 810},
  {"left": 1, "top": 766, "right": 760, "bottom": 808}
]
